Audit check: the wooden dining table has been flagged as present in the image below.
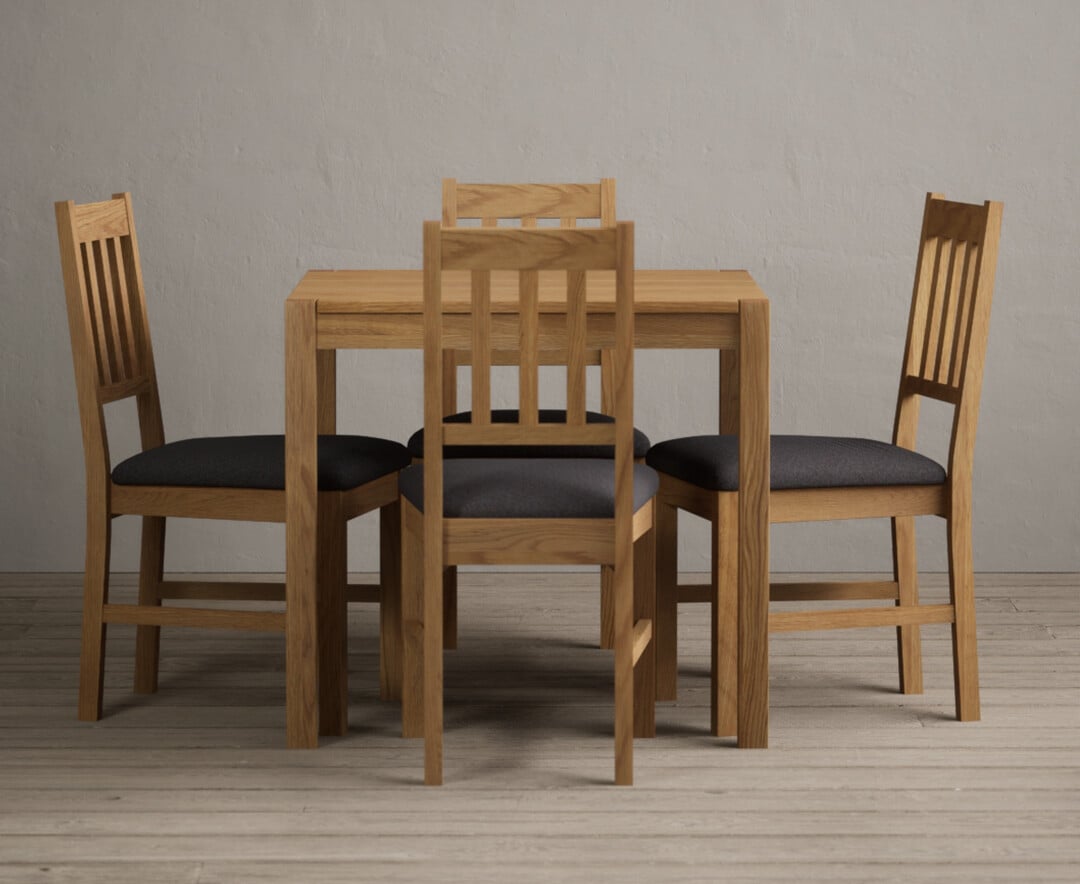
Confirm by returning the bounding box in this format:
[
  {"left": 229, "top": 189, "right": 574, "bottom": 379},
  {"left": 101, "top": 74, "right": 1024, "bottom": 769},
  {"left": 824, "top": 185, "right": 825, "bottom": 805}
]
[{"left": 283, "top": 269, "right": 770, "bottom": 750}]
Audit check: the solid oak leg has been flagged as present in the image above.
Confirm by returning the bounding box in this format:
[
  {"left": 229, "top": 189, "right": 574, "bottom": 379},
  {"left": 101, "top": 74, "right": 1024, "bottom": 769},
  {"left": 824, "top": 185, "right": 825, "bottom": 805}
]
[
  {"left": 379, "top": 500, "right": 403, "bottom": 702},
  {"left": 133, "top": 515, "right": 165, "bottom": 694},
  {"left": 285, "top": 298, "right": 320, "bottom": 749},
  {"left": 654, "top": 497, "right": 678, "bottom": 700},
  {"left": 77, "top": 506, "right": 111, "bottom": 721},
  {"left": 737, "top": 298, "right": 769, "bottom": 749},
  {"left": 423, "top": 525, "right": 444, "bottom": 787},
  {"left": 892, "top": 515, "right": 924, "bottom": 694},
  {"left": 633, "top": 527, "right": 656, "bottom": 738},
  {"left": 948, "top": 507, "right": 981, "bottom": 721},
  {"left": 401, "top": 502, "right": 424, "bottom": 738},
  {"left": 317, "top": 495, "right": 348, "bottom": 737},
  {"left": 600, "top": 565, "right": 615, "bottom": 649},
  {"left": 613, "top": 553, "right": 634, "bottom": 785},
  {"left": 712, "top": 493, "right": 738, "bottom": 738},
  {"left": 443, "top": 567, "right": 458, "bottom": 650}
]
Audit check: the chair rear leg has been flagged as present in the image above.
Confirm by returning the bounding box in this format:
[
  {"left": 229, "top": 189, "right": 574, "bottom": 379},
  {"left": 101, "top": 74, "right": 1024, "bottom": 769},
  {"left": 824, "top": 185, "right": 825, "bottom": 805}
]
[
  {"left": 712, "top": 493, "right": 738, "bottom": 737},
  {"left": 633, "top": 528, "right": 656, "bottom": 738},
  {"left": 654, "top": 499, "right": 678, "bottom": 700},
  {"left": 401, "top": 502, "right": 424, "bottom": 738},
  {"left": 948, "top": 508, "right": 981, "bottom": 721},
  {"left": 134, "top": 516, "right": 165, "bottom": 694},
  {"left": 892, "top": 515, "right": 924, "bottom": 694},
  {"left": 423, "top": 532, "right": 444, "bottom": 786},
  {"left": 379, "top": 500, "right": 402, "bottom": 701},
  {"left": 78, "top": 508, "right": 111, "bottom": 721},
  {"left": 613, "top": 554, "right": 634, "bottom": 785},
  {"left": 600, "top": 565, "right": 615, "bottom": 649},
  {"left": 443, "top": 567, "right": 458, "bottom": 650},
  {"left": 317, "top": 495, "right": 348, "bottom": 737}
]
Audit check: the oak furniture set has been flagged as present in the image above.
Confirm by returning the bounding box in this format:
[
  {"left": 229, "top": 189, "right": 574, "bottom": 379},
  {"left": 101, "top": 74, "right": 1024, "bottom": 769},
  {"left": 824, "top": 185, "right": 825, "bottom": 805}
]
[{"left": 55, "top": 182, "right": 1003, "bottom": 786}]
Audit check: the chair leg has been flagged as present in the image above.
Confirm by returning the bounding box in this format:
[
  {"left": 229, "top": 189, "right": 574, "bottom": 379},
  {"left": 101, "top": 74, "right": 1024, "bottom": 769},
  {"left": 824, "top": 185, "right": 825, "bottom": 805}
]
[
  {"left": 633, "top": 528, "right": 656, "bottom": 739},
  {"left": 317, "top": 495, "right": 348, "bottom": 737},
  {"left": 613, "top": 552, "right": 634, "bottom": 786},
  {"left": 133, "top": 516, "right": 165, "bottom": 694},
  {"left": 948, "top": 506, "right": 981, "bottom": 721},
  {"left": 600, "top": 565, "right": 614, "bottom": 649},
  {"left": 712, "top": 493, "right": 738, "bottom": 738},
  {"left": 77, "top": 507, "right": 111, "bottom": 721},
  {"left": 401, "top": 503, "right": 424, "bottom": 738},
  {"left": 423, "top": 533, "right": 444, "bottom": 786},
  {"left": 379, "top": 500, "right": 402, "bottom": 701},
  {"left": 654, "top": 499, "right": 678, "bottom": 700},
  {"left": 892, "top": 515, "right": 924, "bottom": 694},
  {"left": 443, "top": 567, "right": 458, "bottom": 650}
]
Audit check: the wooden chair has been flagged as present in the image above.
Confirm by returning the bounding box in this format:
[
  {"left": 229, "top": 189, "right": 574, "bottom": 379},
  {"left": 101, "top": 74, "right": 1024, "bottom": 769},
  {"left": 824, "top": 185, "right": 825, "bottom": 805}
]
[
  {"left": 647, "top": 194, "right": 1003, "bottom": 736},
  {"left": 413, "top": 179, "right": 645, "bottom": 652},
  {"left": 401, "top": 220, "right": 656, "bottom": 784},
  {"left": 55, "top": 194, "right": 411, "bottom": 737}
]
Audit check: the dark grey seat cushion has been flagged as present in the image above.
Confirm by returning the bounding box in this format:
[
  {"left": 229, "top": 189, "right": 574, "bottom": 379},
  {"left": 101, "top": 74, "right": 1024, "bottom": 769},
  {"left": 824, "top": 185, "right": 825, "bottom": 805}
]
[
  {"left": 399, "top": 458, "right": 659, "bottom": 518},
  {"left": 407, "top": 410, "right": 651, "bottom": 460},
  {"left": 646, "top": 435, "right": 946, "bottom": 492},
  {"left": 112, "top": 435, "right": 411, "bottom": 492}
]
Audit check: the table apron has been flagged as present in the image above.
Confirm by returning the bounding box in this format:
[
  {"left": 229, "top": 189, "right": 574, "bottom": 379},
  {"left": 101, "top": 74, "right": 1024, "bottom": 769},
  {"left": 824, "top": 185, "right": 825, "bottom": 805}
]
[{"left": 316, "top": 312, "right": 739, "bottom": 350}]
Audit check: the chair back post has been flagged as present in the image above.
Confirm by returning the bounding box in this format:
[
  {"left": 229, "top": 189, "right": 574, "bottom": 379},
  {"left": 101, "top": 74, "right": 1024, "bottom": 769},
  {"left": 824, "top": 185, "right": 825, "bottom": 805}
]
[
  {"left": 422, "top": 220, "right": 446, "bottom": 591},
  {"left": 891, "top": 194, "right": 1003, "bottom": 484},
  {"left": 55, "top": 199, "right": 112, "bottom": 499},
  {"left": 612, "top": 220, "right": 636, "bottom": 561}
]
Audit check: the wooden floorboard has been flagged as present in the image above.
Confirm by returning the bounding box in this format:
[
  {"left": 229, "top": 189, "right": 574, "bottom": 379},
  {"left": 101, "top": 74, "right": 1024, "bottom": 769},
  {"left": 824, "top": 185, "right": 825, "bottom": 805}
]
[{"left": 0, "top": 571, "right": 1077, "bottom": 882}]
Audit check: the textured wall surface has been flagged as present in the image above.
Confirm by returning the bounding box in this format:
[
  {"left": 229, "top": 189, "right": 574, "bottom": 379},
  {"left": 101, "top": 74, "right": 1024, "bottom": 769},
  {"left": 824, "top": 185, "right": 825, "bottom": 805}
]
[{"left": 1, "top": 0, "right": 1077, "bottom": 573}]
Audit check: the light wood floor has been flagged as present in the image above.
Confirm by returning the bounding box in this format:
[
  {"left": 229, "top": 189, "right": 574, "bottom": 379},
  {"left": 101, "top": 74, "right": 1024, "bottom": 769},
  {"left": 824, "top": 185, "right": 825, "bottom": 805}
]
[{"left": 0, "top": 572, "right": 1077, "bottom": 883}]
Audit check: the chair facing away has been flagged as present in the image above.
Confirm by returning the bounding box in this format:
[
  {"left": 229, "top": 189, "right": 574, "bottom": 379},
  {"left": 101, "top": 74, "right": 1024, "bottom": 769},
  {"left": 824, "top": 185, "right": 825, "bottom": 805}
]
[
  {"left": 56, "top": 194, "right": 410, "bottom": 741},
  {"left": 646, "top": 194, "right": 1003, "bottom": 736},
  {"left": 401, "top": 220, "right": 657, "bottom": 784},
  {"left": 411, "top": 179, "right": 646, "bottom": 653}
]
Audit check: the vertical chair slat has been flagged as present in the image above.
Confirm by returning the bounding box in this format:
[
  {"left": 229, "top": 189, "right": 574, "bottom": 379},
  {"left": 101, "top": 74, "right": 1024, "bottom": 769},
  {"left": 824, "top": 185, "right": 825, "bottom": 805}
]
[
  {"left": 600, "top": 178, "right": 616, "bottom": 228},
  {"left": 441, "top": 178, "right": 457, "bottom": 226},
  {"left": 81, "top": 241, "right": 112, "bottom": 385},
  {"left": 566, "top": 270, "right": 587, "bottom": 424},
  {"left": 96, "top": 238, "right": 127, "bottom": 381},
  {"left": 109, "top": 237, "right": 141, "bottom": 378},
  {"left": 919, "top": 237, "right": 950, "bottom": 381},
  {"left": 519, "top": 269, "right": 539, "bottom": 424},
  {"left": 934, "top": 239, "right": 966, "bottom": 385},
  {"left": 471, "top": 270, "right": 491, "bottom": 423},
  {"left": 949, "top": 242, "right": 981, "bottom": 388}
]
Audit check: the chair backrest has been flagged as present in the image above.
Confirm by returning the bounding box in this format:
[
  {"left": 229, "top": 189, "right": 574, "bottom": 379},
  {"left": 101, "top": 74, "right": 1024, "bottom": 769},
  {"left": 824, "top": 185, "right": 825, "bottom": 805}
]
[
  {"left": 893, "top": 193, "right": 1003, "bottom": 480},
  {"left": 55, "top": 194, "right": 165, "bottom": 489},
  {"left": 442, "top": 178, "right": 616, "bottom": 229},
  {"left": 422, "top": 220, "right": 635, "bottom": 521},
  {"left": 440, "top": 178, "right": 617, "bottom": 413}
]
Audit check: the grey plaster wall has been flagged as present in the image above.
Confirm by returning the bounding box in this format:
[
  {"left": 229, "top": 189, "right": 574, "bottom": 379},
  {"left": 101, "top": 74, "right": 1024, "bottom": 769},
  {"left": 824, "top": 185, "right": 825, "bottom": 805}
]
[{"left": 1, "top": 0, "right": 1077, "bottom": 573}]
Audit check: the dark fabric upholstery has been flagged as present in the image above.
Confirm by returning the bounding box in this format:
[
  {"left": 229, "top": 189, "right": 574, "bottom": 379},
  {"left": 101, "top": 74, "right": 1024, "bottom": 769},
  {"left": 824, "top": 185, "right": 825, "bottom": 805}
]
[
  {"left": 399, "top": 458, "right": 659, "bottom": 518},
  {"left": 112, "top": 435, "right": 412, "bottom": 492},
  {"left": 645, "top": 435, "right": 947, "bottom": 492},
  {"left": 407, "top": 409, "right": 651, "bottom": 460}
]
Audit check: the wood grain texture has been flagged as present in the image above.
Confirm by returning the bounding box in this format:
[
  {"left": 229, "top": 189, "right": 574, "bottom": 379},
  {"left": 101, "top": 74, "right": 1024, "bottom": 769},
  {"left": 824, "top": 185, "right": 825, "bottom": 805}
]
[
  {"left": 737, "top": 297, "right": 770, "bottom": 749},
  {"left": 297, "top": 269, "right": 756, "bottom": 315}
]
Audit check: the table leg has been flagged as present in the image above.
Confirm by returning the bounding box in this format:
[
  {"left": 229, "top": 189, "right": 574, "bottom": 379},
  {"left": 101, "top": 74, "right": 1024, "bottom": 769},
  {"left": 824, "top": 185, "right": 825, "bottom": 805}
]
[
  {"left": 737, "top": 299, "right": 769, "bottom": 748},
  {"left": 285, "top": 300, "right": 320, "bottom": 748}
]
